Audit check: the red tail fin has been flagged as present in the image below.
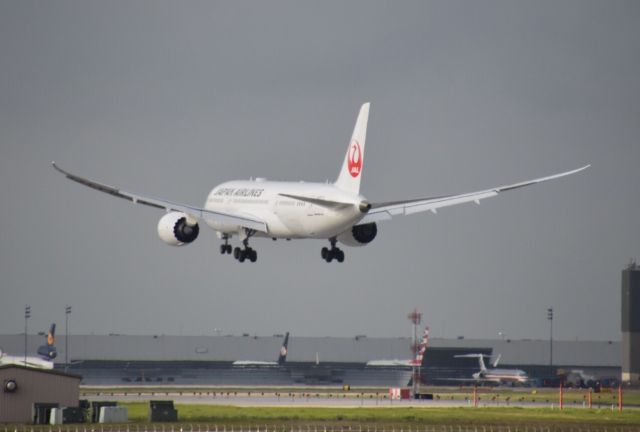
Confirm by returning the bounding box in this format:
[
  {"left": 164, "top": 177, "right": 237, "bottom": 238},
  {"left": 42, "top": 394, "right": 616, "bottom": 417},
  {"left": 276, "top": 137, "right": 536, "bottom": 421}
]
[{"left": 410, "top": 326, "right": 429, "bottom": 366}]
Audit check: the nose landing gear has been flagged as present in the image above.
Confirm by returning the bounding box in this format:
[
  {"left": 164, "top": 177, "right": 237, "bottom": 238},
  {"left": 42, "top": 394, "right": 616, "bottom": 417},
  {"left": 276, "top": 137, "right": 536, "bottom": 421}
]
[{"left": 321, "top": 238, "right": 344, "bottom": 263}]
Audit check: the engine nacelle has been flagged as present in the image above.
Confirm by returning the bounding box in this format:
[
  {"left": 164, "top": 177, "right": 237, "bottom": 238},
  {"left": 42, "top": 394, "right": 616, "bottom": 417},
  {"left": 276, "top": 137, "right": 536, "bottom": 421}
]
[
  {"left": 37, "top": 346, "right": 57, "bottom": 360},
  {"left": 337, "top": 222, "right": 377, "bottom": 247},
  {"left": 157, "top": 212, "right": 199, "bottom": 246}
]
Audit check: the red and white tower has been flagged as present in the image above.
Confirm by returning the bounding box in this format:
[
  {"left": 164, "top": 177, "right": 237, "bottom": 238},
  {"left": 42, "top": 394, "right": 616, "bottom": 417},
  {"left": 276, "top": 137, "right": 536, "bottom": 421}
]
[{"left": 407, "top": 308, "right": 422, "bottom": 395}]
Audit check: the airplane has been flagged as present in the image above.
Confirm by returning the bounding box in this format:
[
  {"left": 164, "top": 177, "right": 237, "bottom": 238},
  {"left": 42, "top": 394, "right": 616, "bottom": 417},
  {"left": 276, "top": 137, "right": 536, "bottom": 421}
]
[
  {"left": 454, "top": 353, "right": 528, "bottom": 385},
  {"left": 0, "top": 324, "right": 57, "bottom": 370},
  {"left": 366, "top": 326, "right": 429, "bottom": 367},
  {"left": 52, "top": 103, "right": 590, "bottom": 263},
  {"left": 232, "top": 332, "right": 289, "bottom": 367}
]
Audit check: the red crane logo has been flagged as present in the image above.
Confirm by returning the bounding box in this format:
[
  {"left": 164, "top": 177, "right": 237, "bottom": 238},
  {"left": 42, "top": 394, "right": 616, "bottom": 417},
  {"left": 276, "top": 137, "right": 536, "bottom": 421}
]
[{"left": 347, "top": 140, "right": 362, "bottom": 178}]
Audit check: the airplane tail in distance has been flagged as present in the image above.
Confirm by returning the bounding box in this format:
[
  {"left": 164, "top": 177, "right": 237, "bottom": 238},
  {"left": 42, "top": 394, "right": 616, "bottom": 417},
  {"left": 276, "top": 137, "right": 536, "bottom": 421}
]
[
  {"left": 334, "top": 103, "right": 370, "bottom": 194},
  {"left": 492, "top": 353, "right": 502, "bottom": 368},
  {"left": 277, "top": 332, "right": 289, "bottom": 365},
  {"left": 37, "top": 323, "right": 57, "bottom": 360},
  {"left": 478, "top": 354, "right": 487, "bottom": 372}
]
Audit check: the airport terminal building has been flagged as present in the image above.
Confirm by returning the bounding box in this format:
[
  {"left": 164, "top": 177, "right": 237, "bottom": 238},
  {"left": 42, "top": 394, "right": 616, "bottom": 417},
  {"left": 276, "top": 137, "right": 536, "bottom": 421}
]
[{"left": 0, "top": 333, "right": 620, "bottom": 387}]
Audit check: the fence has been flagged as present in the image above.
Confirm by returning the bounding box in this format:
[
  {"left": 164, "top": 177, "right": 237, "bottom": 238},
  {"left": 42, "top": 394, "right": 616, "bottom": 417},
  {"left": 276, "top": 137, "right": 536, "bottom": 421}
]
[{"left": 4, "top": 425, "right": 640, "bottom": 432}]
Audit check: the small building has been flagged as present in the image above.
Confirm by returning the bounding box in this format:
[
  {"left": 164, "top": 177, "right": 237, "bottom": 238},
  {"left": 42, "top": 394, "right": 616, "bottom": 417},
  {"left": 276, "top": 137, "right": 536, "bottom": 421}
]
[
  {"left": 0, "top": 365, "right": 81, "bottom": 424},
  {"left": 622, "top": 260, "right": 640, "bottom": 384}
]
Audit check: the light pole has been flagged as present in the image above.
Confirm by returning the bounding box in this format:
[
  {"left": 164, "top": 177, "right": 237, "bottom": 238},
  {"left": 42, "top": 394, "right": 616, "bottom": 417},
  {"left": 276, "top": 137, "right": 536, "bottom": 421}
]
[
  {"left": 547, "top": 307, "right": 554, "bottom": 370},
  {"left": 65, "top": 305, "right": 72, "bottom": 372},
  {"left": 24, "top": 305, "right": 31, "bottom": 366}
]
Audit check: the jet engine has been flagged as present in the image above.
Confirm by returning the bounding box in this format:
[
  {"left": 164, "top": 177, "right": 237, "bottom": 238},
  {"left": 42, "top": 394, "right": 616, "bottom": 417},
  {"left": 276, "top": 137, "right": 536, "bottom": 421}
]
[
  {"left": 37, "top": 346, "right": 57, "bottom": 360},
  {"left": 157, "top": 212, "right": 199, "bottom": 246},
  {"left": 337, "top": 222, "right": 377, "bottom": 246}
]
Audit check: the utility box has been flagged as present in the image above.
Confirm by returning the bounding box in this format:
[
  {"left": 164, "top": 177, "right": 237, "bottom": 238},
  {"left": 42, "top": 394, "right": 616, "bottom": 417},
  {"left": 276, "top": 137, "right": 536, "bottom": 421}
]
[
  {"left": 49, "top": 408, "right": 63, "bottom": 425},
  {"left": 91, "top": 401, "right": 117, "bottom": 423},
  {"left": 149, "top": 400, "right": 177, "bottom": 422},
  {"left": 33, "top": 403, "right": 60, "bottom": 425},
  {"left": 62, "top": 407, "right": 85, "bottom": 423},
  {"left": 389, "top": 388, "right": 411, "bottom": 400},
  {"left": 99, "top": 406, "right": 128, "bottom": 423}
]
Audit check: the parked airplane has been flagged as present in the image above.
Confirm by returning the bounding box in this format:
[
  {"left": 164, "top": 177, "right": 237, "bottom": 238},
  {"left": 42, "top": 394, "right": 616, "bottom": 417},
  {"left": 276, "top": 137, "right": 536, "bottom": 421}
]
[
  {"left": 0, "top": 324, "right": 57, "bottom": 370},
  {"left": 366, "top": 326, "right": 429, "bottom": 367},
  {"left": 454, "top": 353, "right": 528, "bottom": 385},
  {"left": 232, "top": 332, "right": 289, "bottom": 367},
  {"left": 52, "top": 103, "right": 589, "bottom": 263}
]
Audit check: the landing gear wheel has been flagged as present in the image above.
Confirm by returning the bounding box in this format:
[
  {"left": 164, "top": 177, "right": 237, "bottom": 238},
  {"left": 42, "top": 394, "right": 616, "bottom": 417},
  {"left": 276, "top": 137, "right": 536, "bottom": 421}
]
[
  {"left": 225, "top": 244, "right": 232, "bottom": 254},
  {"left": 321, "top": 240, "right": 344, "bottom": 263},
  {"left": 220, "top": 244, "right": 227, "bottom": 254},
  {"left": 233, "top": 230, "right": 258, "bottom": 263}
]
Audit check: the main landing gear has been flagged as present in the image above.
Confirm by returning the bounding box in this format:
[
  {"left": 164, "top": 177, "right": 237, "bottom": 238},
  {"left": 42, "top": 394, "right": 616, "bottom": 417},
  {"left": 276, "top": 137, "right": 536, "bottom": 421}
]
[
  {"left": 220, "top": 232, "right": 258, "bottom": 263},
  {"left": 234, "top": 239, "right": 257, "bottom": 263},
  {"left": 321, "top": 238, "right": 344, "bottom": 263}
]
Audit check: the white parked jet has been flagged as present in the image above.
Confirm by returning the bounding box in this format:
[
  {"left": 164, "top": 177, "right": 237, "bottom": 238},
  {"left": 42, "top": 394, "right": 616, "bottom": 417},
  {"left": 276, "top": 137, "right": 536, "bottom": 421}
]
[
  {"left": 232, "top": 332, "right": 289, "bottom": 367},
  {"left": 455, "top": 353, "right": 529, "bottom": 385},
  {"left": 0, "top": 324, "right": 57, "bottom": 370},
  {"left": 53, "top": 103, "right": 589, "bottom": 263}
]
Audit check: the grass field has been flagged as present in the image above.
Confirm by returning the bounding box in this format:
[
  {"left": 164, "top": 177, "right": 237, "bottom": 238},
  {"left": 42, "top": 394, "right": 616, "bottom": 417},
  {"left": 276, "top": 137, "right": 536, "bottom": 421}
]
[
  {"left": 71, "top": 386, "right": 640, "bottom": 430},
  {"left": 119, "top": 403, "right": 640, "bottom": 427}
]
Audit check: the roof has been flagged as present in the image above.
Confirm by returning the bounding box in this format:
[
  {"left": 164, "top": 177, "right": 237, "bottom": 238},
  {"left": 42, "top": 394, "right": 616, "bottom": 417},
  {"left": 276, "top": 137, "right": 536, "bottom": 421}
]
[
  {"left": 0, "top": 363, "right": 82, "bottom": 379},
  {"left": 0, "top": 334, "right": 620, "bottom": 367}
]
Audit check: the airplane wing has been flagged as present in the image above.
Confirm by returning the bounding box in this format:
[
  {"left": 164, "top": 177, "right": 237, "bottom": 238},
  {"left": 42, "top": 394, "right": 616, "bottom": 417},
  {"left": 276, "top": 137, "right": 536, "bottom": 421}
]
[
  {"left": 358, "top": 165, "right": 590, "bottom": 225},
  {"left": 52, "top": 162, "right": 268, "bottom": 233}
]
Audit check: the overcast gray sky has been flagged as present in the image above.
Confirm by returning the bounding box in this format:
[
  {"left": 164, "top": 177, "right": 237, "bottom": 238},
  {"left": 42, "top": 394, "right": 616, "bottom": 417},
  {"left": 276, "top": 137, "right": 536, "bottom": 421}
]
[{"left": 1, "top": 0, "right": 638, "bottom": 342}]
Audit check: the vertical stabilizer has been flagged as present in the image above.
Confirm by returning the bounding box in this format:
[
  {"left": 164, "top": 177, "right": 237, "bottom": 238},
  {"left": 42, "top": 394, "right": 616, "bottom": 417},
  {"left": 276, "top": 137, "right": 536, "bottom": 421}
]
[
  {"left": 37, "top": 323, "right": 57, "bottom": 360},
  {"left": 334, "top": 103, "right": 370, "bottom": 194},
  {"left": 478, "top": 355, "right": 487, "bottom": 372},
  {"left": 277, "top": 332, "right": 289, "bottom": 365},
  {"left": 492, "top": 354, "right": 502, "bottom": 368}
]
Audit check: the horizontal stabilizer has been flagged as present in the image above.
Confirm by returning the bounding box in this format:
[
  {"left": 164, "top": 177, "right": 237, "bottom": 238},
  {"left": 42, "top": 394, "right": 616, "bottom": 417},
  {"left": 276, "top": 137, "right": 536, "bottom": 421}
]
[{"left": 278, "top": 193, "right": 354, "bottom": 210}]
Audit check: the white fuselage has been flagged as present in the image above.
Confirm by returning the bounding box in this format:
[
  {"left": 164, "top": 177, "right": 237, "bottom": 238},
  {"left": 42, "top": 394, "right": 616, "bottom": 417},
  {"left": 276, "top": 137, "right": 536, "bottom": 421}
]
[
  {"left": 0, "top": 355, "right": 53, "bottom": 370},
  {"left": 475, "top": 368, "right": 528, "bottom": 384},
  {"left": 204, "top": 180, "right": 366, "bottom": 239}
]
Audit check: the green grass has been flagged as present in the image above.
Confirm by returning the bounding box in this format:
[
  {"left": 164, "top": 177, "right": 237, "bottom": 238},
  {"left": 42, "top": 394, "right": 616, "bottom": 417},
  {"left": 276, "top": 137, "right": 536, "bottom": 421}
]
[{"left": 120, "top": 403, "right": 640, "bottom": 427}]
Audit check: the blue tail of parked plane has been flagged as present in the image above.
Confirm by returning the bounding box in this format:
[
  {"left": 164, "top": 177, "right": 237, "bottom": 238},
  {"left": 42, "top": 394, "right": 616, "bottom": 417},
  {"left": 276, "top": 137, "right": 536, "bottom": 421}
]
[
  {"left": 277, "top": 332, "right": 289, "bottom": 365},
  {"left": 36, "top": 323, "right": 57, "bottom": 360}
]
